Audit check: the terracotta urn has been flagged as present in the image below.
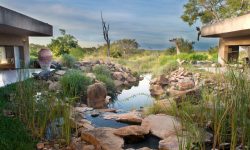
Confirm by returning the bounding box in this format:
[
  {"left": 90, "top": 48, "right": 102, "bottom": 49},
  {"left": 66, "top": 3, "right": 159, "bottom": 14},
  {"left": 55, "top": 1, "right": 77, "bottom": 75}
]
[{"left": 38, "top": 49, "right": 53, "bottom": 71}]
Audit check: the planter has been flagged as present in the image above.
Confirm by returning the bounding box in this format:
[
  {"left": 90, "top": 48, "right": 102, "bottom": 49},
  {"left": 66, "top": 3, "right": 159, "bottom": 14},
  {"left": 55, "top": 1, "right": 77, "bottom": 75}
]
[{"left": 38, "top": 49, "right": 53, "bottom": 71}]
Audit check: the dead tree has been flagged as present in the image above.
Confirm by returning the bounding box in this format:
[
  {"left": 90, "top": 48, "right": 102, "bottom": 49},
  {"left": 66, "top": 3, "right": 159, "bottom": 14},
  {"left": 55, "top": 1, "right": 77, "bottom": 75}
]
[
  {"left": 101, "top": 12, "right": 111, "bottom": 58},
  {"left": 169, "top": 38, "right": 180, "bottom": 55}
]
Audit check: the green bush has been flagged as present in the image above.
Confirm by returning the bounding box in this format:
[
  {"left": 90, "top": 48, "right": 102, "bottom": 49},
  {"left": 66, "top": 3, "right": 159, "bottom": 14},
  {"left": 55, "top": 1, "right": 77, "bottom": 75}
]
[
  {"left": 93, "top": 65, "right": 112, "bottom": 78},
  {"left": 177, "top": 53, "right": 208, "bottom": 61},
  {"left": 92, "top": 65, "right": 116, "bottom": 96},
  {"left": 164, "top": 46, "right": 176, "bottom": 55},
  {"left": 188, "top": 53, "right": 208, "bottom": 61},
  {"left": 61, "top": 54, "right": 76, "bottom": 68},
  {"left": 70, "top": 47, "right": 85, "bottom": 60},
  {"left": 157, "top": 60, "right": 178, "bottom": 75},
  {"left": 95, "top": 74, "right": 116, "bottom": 96},
  {"left": 60, "top": 70, "right": 93, "bottom": 98},
  {"left": 111, "top": 51, "right": 122, "bottom": 58}
]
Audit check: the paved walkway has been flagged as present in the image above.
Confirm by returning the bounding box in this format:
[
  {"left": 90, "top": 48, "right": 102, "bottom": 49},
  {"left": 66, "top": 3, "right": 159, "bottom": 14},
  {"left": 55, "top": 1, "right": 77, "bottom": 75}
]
[{"left": 0, "top": 69, "right": 42, "bottom": 87}]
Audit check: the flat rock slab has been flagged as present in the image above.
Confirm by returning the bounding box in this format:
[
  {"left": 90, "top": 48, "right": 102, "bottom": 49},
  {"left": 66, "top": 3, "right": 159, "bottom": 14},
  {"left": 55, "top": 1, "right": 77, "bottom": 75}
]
[
  {"left": 103, "top": 111, "right": 142, "bottom": 124},
  {"left": 114, "top": 125, "right": 150, "bottom": 137},
  {"left": 159, "top": 134, "right": 183, "bottom": 150},
  {"left": 142, "top": 114, "right": 181, "bottom": 139},
  {"left": 81, "top": 127, "right": 124, "bottom": 150}
]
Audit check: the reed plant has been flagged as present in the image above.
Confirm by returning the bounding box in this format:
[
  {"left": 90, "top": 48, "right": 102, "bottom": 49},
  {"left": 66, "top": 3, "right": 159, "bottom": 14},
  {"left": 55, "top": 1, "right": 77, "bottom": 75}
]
[
  {"left": 8, "top": 70, "right": 76, "bottom": 144},
  {"left": 174, "top": 69, "right": 250, "bottom": 149}
]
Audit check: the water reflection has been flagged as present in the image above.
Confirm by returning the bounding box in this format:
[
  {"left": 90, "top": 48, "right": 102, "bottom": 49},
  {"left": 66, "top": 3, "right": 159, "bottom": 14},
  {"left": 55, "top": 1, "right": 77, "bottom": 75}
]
[{"left": 110, "top": 74, "right": 154, "bottom": 111}]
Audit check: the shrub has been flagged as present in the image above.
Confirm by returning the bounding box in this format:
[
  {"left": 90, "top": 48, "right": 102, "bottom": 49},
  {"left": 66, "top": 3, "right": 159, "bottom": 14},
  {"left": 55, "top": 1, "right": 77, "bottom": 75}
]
[
  {"left": 95, "top": 74, "right": 116, "bottom": 97},
  {"left": 164, "top": 46, "right": 176, "bottom": 55},
  {"left": 60, "top": 70, "right": 93, "bottom": 98},
  {"left": 60, "top": 54, "right": 76, "bottom": 68},
  {"left": 70, "top": 47, "right": 85, "bottom": 60},
  {"left": 177, "top": 53, "right": 208, "bottom": 61},
  {"left": 92, "top": 65, "right": 116, "bottom": 96},
  {"left": 157, "top": 60, "right": 178, "bottom": 75},
  {"left": 188, "top": 53, "right": 208, "bottom": 61},
  {"left": 93, "top": 65, "right": 112, "bottom": 78},
  {"left": 208, "top": 46, "right": 218, "bottom": 54},
  {"left": 111, "top": 51, "right": 122, "bottom": 58}
]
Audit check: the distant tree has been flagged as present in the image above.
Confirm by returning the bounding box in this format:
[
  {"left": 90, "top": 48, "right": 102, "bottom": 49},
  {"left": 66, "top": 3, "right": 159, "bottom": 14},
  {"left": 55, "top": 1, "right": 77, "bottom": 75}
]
[
  {"left": 98, "top": 39, "right": 140, "bottom": 57},
  {"left": 48, "top": 29, "right": 78, "bottom": 56},
  {"left": 112, "top": 39, "right": 140, "bottom": 55},
  {"left": 101, "top": 12, "right": 111, "bottom": 59},
  {"left": 29, "top": 44, "right": 47, "bottom": 58},
  {"left": 169, "top": 38, "right": 181, "bottom": 54},
  {"left": 170, "top": 38, "right": 195, "bottom": 54},
  {"left": 181, "top": 0, "right": 250, "bottom": 26},
  {"left": 165, "top": 46, "right": 177, "bottom": 55}
]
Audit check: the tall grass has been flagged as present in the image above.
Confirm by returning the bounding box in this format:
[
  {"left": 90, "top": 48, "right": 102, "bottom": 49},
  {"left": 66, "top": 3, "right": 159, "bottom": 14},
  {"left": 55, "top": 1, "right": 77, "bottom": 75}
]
[
  {"left": 8, "top": 70, "right": 79, "bottom": 144},
  {"left": 146, "top": 68, "right": 250, "bottom": 149},
  {"left": 175, "top": 69, "right": 250, "bottom": 149},
  {"left": 60, "top": 70, "right": 93, "bottom": 99}
]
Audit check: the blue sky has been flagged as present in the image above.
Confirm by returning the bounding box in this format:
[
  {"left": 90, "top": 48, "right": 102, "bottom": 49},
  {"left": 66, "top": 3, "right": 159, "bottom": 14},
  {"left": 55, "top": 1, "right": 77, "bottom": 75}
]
[{"left": 0, "top": 0, "right": 218, "bottom": 50}]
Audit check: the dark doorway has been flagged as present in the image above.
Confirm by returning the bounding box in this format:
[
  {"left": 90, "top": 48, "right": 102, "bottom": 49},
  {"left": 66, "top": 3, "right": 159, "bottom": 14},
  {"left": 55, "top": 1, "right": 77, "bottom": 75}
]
[{"left": 228, "top": 45, "right": 239, "bottom": 63}]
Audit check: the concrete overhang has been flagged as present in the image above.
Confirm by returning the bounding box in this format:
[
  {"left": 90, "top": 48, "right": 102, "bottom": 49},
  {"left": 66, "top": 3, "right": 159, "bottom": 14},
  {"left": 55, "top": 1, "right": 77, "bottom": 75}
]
[
  {"left": 0, "top": 6, "right": 53, "bottom": 36},
  {"left": 201, "top": 13, "right": 250, "bottom": 38}
]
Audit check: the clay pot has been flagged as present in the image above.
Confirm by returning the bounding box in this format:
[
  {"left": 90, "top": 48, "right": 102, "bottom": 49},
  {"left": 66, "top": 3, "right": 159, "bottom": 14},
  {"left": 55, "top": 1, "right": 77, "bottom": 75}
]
[{"left": 38, "top": 49, "right": 52, "bottom": 71}]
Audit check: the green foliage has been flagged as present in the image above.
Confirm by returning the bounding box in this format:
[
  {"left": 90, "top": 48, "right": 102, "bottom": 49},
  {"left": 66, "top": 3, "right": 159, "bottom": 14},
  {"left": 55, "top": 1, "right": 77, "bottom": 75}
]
[
  {"left": 208, "top": 46, "right": 218, "bottom": 54},
  {"left": 93, "top": 65, "right": 116, "bottom": 96},
  {"left": 98, "top": 39, "right": 140, "bottom": 58},
  {"left": 188, "top": 53, "right": 208, "bottom": 61},
  {"left": 61, "top": 54, "right": 76, "bottom": 68},
  {"left": 177, "top": 53, "right": 208, "bottom": 61},
  {"left": 70, "top": 47, "right": 85, "bottom": 60},
  {"left": 93, "top": 65, "right": 112, "bottom": 78},
  {"left": 158, "top": 60, "right": 179, "bottom": 75},
  {"left": 60, "top": 70, "right": 93, "bottom": 98},
  {"left": 177, "top": 38, "right": 195, "bottom": 53},
  {"left": 181, "top": 0, "right": 250, "bottom": 26},
  {"left": 164, "top": 46, "right": 176, "bottom": 55},
  {"left": 111, "top": 51, "right": 122, "bottom": 58},
  {"left": 48, "top": 29, "right": 78, "bottom": 56},
  {"left": 29, "top": 43, "right": 47, "bottom": 58},
  {"left": 0, "top": 85, "right": 37, "bottom": 150}
]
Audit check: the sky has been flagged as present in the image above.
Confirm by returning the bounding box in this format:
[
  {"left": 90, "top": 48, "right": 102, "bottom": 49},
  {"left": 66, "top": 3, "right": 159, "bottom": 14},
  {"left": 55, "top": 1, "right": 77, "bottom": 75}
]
[{"left": 0, "top": 0, "right": 218, "bottom": 50}]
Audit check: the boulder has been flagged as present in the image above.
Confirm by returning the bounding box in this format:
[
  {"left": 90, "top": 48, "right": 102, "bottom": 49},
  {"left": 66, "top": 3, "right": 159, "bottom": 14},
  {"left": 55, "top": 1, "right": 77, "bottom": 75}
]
[
  {"left": 141, "top": 114, "right": 181, "bottom": 139},
  {"left": 127, "top": 75, "right": 137, "bottom": 83},
  {"left": 114, "top": 80, "right": 124, "bottom": 87},
  {"left": 87, "top": 83, "right": 107, "bottom": 109},
  {"left": 81, "top": 127, "right": 124, "bottom": 150},
  {"left": 177, "top": 77, "right": 195, "bottom": 91},
  {"left": 112, "top": 72, "right": 124, "bottom": 81},
  {"left": 55, "top": 70, "right": 66, "bottom": 76},
  {"left": 158, "top": 75, "right": 169, "bottom": 86},
  {"left": 103, "top": 111, "right": 142, "bottom": 124},
  {"left": 114, "top": 125, "right": 150, "bottom": 137},
  {"left": 36, "top": 142, "right": 45, "bottom": 150},
  {"left": 168, "top": 87, "right": 199, "bottom": 98},
  {"left": 150, "top": 85, "right": 165, "bottom": 96},
  {"left": 159, "top": 134, "right": 182, "bottom": 150}
]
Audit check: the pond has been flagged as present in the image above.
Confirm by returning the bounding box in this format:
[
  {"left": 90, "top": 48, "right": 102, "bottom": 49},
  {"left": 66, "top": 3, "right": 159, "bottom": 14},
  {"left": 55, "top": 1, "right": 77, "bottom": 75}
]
[
  {"left": 111, "top": 74, "right": 154, "bottom": 111},
  {"left": 86, "top": 74, "right": 154, "bottom": 128},
  {"left": 85, "top": 74, "right": 160, "bottom": 149}
]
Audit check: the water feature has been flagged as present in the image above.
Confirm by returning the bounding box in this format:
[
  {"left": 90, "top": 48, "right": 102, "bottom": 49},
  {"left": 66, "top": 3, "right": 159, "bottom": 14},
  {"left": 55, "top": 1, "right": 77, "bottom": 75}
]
[
  {"left": 85, "top": 74, "right": 154, "bottom": 128},
  {"left": 110, "top": 74, "right": 154, "bottom": 111},
  {"left": 85, "top": 74, "right": 160, "bottom": 149}
]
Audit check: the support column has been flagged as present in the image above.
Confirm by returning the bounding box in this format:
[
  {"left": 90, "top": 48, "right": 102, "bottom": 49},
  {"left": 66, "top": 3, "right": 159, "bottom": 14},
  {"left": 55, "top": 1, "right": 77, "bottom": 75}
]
[{"left": 218, "top": 38, "right": 228, "bottom": 66}]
